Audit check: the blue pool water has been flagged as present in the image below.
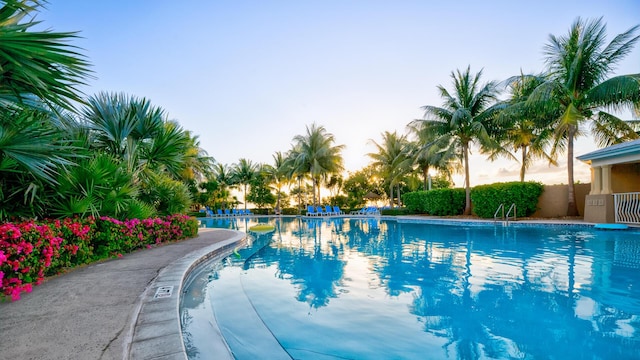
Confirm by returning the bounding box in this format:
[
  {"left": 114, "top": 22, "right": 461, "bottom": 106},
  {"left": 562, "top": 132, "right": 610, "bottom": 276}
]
[{"left": 181, "top": 217, "right": 640, "bottom": 359}]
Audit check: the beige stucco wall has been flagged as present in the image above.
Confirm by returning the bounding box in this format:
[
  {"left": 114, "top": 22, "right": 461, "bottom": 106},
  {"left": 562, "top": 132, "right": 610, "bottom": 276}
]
[
  {"left": 532, "top": 183, "right": 590, "bottom": 218},
  {"left": 611, "top": 163, "right": 640, "bottom": 193}
]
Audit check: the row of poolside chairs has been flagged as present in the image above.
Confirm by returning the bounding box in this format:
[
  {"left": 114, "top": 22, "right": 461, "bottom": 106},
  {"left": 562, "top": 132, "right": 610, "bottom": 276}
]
[
  {"left": 306, "top": 205, "right": 345, "bottom": 216},
  {"left": 349, "top": 206, "right": 380, "bottom": 215},
  {"left": 202, "top": 207, "right": 253, "bottom": 217}
]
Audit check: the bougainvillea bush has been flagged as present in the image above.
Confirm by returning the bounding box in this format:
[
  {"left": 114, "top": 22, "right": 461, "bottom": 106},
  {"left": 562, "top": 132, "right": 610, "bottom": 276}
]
[{"left": 0, "top": 214, "right": 198, "bottom": 301}]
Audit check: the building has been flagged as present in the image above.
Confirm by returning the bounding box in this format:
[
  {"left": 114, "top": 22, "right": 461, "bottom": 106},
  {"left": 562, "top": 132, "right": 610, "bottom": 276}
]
[{"left": 577, "top": 139, "right": 640, "bottom": 224}]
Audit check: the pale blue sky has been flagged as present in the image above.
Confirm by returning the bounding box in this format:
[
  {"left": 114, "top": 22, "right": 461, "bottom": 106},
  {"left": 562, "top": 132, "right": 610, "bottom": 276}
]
[{"left": 40, "top": 1, "right": 639, "bottom": 186}]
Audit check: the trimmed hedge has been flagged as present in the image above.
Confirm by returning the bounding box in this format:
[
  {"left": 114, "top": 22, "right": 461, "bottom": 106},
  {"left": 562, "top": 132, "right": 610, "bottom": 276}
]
[
  {"left": 380, "top": 207, "right": 415, "bottom": 216},
  {"left": 403, "top": 188, "right": 466, "bottom": 216},
  {"left": 470, "top": 182, "right": 544, "bottom": 218},
  {"left": 1, "top": 214, "right": 198, "bottom": 301}
]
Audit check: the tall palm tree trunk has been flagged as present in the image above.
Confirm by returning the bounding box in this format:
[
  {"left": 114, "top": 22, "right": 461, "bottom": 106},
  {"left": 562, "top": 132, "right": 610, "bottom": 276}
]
[
  {"left": 463, "top": 143, "right": 471, "bottom": 215},
  {"left": 566, "top": 126, "right": 578, "bottom": 216},
  {"left": 520, "top": 145, "right": 527, "bottom": 182},
  {"left": 389, "top": 182, "right": 394, "bottom": 207},
  {"left": 298, "top": 176, "right": 302, "bottom": 211},
  {"left": 243, "top": 184, "right": 248, "bottom": 210},
  {"left": 422, "top": 166, "right": 429, "bottom": 190},
  {"left": 312, "top": 178, "right": 317, "bottom": 206}
]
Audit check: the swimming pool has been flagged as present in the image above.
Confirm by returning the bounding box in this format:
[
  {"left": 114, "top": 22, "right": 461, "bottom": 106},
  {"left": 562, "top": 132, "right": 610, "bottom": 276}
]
[{"left": 181, "top": 217, "right": 640, "bottom": 359}]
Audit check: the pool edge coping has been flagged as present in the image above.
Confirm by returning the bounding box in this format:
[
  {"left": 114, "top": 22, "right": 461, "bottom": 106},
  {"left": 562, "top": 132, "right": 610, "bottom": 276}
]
[{"left": 126, "top": 228, "right": 245, "bottom": 360}]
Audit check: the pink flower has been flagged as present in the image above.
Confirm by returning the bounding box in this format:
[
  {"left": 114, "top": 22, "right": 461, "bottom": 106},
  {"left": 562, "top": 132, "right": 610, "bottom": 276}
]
[{"left": 0, "top": 250, "right": 6, "bottom": 266}]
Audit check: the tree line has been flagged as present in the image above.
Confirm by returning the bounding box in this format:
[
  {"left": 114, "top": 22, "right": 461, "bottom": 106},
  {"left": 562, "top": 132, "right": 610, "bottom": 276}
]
[{"left": 1, "top": 1, "right": 638, "bottom": 220}]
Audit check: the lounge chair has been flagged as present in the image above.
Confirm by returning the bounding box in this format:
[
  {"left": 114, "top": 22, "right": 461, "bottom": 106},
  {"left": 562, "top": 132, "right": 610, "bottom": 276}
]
[
  {"left": 216, "top": 209, "right": 225, "bottom": 217},
  {"left": 224, "top": 209, "right": 231, "bottom": 216},
  {"left": 333, "top": 206, "right": 344, "bottom": 215},
  {"left": 365, "top": 207, "right": 380, "bottom": 215},
  {"left": 316, "top": 206, "right": 328, "bottom": 216},
  {"left": 306, "top": 205, "right": 318, "bottom": 216},
  {"left": 325, "top": 205, "right": 335, "bottom": 216}
]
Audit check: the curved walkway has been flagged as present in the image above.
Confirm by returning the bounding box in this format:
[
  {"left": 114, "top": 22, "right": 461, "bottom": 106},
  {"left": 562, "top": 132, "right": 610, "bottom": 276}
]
[{"left": 0, "top": 228, "right": 243, "bottom": 360}]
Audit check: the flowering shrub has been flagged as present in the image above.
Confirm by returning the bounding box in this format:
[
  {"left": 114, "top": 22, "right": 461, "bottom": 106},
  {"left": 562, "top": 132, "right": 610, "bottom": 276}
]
[{"left": 1, "top": 215, "right": 198, "bottom": 301}]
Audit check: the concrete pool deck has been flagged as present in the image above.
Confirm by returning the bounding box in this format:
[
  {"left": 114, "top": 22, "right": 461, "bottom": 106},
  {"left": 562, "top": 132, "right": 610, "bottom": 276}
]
[
  {"left": 2, "top": 215, "right": 633, "bottom": 360},
  {"left": 0, "top": 228, "right": 244, "bottom": 360}
]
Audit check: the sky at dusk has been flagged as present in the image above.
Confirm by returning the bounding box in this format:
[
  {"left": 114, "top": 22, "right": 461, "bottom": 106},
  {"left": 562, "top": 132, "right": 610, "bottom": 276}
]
[{"left": 38, "top": 0, "right": 640, "bottom": 187}]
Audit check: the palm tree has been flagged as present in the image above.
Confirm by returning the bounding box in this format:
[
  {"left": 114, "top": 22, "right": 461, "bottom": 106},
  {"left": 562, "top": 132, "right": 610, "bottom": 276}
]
[
  {"left": 493, "top": 73, "right": 559, "bottom": 182},
  {"left": 263, "top": 151, "right": 292, "bottom": 214},
  {"left": 368, "top": 131, "right": 412, "bottom": 207},
  {"left": 232, "top": 158, "right": 259, "bottom": 211},
  {"left": 527, "top": 17, "right": 640, "bottom": 216},
  {"left": 290, "top": 123, "right": 345, "bottom": 206},
  {"left": 0, "top": 0, "right": 91, "bottom": 111},
  {"left": 407, "top": 122, "right": 458, "bottom": 190},
  {"left": 411, "top": 66, "right": 505, "bottom": 215},
  {"left": 0, "top": 107, "right": 81, "bottom": 219},
  {"left": 212, "top": 163, "right": 234, "bottom": 208},
  {"left": 178, "top": 131, "right": 214, "bottom": 183}
]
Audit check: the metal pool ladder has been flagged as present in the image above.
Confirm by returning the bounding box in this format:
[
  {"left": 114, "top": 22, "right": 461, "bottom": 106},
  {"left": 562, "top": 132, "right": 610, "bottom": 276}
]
[{"left": 494, "top": 203, "right": 517, "bottom": 225}]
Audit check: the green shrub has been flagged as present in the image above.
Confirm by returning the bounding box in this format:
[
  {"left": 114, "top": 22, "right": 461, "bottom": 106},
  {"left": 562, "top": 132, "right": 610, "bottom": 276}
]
[
  {"left": 281, "top": 208, "right": 300, "bottom": 215},
  {"left": 380, "top": 207, "right": 414, "bottom": 216},
  {"left": 402, "top": 189, "right": 466, "bottom": 216},
  {"left": 2, "top": 214, "right": 200, "bottom": 301},
  {"left": 470, "top": 182, "right": 544, "bottom": 218}
]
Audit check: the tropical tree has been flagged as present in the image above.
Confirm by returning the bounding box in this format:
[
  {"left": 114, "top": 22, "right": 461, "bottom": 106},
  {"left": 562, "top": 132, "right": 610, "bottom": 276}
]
[
  {"left": 368, "top": 131, "right": 412, "bottom": 207},
  {"left": 231, "top": 158, "right": 259, "bottom": 211},
  {"left": 0, "top": 0, "right": 91, "bottom": 111},
  {"left": 178, "top": 131, "right": 214, "bottom": 183},
  {"left": 0, "top": 108, "right": 67, "bottom": 219},
  {"left": 527, "top": 17, "right": 640, "bottom": 215},
  {"left": 82, "top": 92, "right": 164, "bottom": 176},
  {"left": 342, "top": 165, "right": 384, "bottom": 211},
  {"left": 411, "top": 66, "right": 505, "bottom": 215},
  {"left": 50, "top": 153, "right": 155, "bottom": 219},
  {"left": 493, "top": 73, "right": 559, "bottom": 182},
  {"left": 263, "top": 151, "right": 292, "bottom": 214},
  {"left": 246, "top": 172, "right": 276, "bottom": 211},
  {"left": 290, "top": 123, "right": 345, "bottom": 206},
  {"left": 212, "top": 163, "right": 234, "bottom": 209},
  {"left": 406, "top": 123, "right": 458, "bottom": 190},
  {"left": 326, "top": 174, "right": 344, "bottom": 198},
  {"left": 80, "top": 92, "right": 203, "bottom": 217}
]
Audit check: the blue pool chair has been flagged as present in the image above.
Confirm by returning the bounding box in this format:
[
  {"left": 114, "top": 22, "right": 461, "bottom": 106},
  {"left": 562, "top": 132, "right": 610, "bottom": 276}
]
[{"left": 306, "top": 206, "right": 318, "bottom": 216}]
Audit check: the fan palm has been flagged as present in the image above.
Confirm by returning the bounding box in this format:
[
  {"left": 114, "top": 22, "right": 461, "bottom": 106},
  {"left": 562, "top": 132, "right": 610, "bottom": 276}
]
[
  {"left": 50, "top": 153, "right": 143, "bottom": 219},
  {"left": 0, "top": 0, "right": 91, "bottom": 111},
  {"left": 527, "top": 17, "right": 640, "bottom": 215},
  {"left": 412, "top": 66, "right": 505, "bottom": 214},
  {"left": 290, "top": 123, "right": 344, "bottom": 206}
]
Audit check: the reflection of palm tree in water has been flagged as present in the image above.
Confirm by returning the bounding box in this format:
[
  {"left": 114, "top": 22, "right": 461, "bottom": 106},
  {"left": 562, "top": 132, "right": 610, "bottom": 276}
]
[
  {"left": 406, "top": 229, "right": 633, "bottom": 359},
  {"left": 258, "top": 218, "right": 346, "bottom": 309}
]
